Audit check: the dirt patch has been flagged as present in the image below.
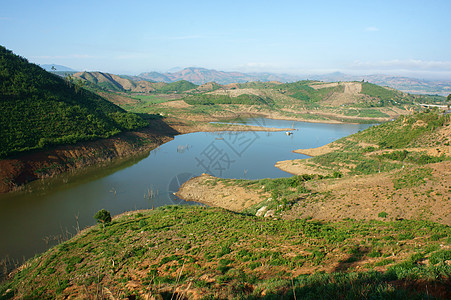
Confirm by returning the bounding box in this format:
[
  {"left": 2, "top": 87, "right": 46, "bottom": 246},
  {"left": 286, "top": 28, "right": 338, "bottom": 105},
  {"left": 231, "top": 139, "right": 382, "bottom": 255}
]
[
  {"left": 320, "top": 82, "right": 363, "bottom": 106},
  {"left": 309, "top": 82, "right": 340, "bottom": 90},
  {"left": 275, "top": 159, "right": 331, "bottom": 176},
  {"left": 293, "top": 144, "right": 341, "bottom": 156},
  {"left": 160, "top": 100, "right": 192, "bottom": 108},
  {"left": 208, "top": 88, "right": 264, "bottom": 97},
  {"left": 283, "top": 161, "right": 451, "bottom": 225},
  {"left": 176, "top": 174, "right": 267, "bottom": 212}
]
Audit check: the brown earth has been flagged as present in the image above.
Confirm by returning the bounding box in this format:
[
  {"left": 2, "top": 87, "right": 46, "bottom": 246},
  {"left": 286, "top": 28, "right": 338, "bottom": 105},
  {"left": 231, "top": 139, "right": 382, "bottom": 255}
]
[
  {"left": 159, "top": 99, "right": 192, "bottom": 108},
  {"left": 176, "top": 174, "right": 268, "bottom": 212},
  {"left": 177, "top": 161, "right": 451, "bottom": 225},
  {"left": 282, "top": 161, "right": 451, "bottom": 225}
]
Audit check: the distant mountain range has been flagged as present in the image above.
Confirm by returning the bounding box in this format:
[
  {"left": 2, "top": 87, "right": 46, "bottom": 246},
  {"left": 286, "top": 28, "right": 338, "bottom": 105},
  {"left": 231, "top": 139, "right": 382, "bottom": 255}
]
[
  {"left": 138, "top": 67, "right": 299, "bottom": 85},
  {"left": 46, "top": 64, "right": 451, "bottom": 96},
  {"left": 139, "top": 68, "right": 451, "bottom": 96},
  {"left": 310, "top": 72, "right": 451, "bottom": 96}
]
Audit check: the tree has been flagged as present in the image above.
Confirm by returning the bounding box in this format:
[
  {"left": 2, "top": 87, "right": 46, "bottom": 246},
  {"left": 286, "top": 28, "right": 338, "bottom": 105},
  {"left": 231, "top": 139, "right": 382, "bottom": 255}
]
[
  {"left": 447, "top": 94, "right": 451, "bottom": 103},
  {"left": 94, "top": 209, "right": 111, "bottom": 228}
]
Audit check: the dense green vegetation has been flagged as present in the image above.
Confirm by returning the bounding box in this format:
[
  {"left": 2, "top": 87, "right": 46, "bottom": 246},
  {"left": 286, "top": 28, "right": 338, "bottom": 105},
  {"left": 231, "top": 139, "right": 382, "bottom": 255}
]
[
  {"left": 361, "top": 82, "right": 400, "bottom": 101},
  {"left": 2, "top": 206, "right": 449, "bottom": 298},
  {"left": 183, "top": 93, "right": 273, "bottom": 106},
  {"left": 155, "top": 80, "right": 198, "bottom": 93},
  {"left": 273, "top": 81, "right": 344, "bottom": 103},
  {"left": 0, "top": 46, "right": 147, "bottom": 158}
]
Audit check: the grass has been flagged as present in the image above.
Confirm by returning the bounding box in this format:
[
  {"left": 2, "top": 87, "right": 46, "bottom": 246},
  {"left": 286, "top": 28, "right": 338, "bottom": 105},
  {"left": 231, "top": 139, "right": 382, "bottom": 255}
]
[{"left": 2, "top": 206, "right": 450, "bottom": 299}]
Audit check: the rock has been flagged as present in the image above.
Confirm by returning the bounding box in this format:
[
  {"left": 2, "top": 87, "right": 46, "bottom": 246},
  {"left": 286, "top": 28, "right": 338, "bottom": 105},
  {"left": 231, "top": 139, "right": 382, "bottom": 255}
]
[
  {"left": 264, "top": 209, "right": 276, "bottom": 218},
  {"left": 255, "top": 206, "right": 268, "bottom": 217}
]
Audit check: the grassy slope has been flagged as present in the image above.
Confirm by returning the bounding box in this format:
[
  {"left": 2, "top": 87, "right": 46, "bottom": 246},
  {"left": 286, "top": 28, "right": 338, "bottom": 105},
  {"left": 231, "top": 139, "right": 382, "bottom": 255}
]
[
  {"left": 0, "top": 46, "right": 147, "bottom": 158},
  {"left": 1, "top": 206, "right": 450, "bottom": 299},
  {"left": 308, "top": 110, "right": 450, "bottom": 175}
]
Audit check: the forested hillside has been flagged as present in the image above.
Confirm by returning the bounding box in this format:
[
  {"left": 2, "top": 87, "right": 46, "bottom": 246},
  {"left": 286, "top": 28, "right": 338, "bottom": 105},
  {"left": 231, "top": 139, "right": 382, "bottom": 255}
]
[{"left": 0, "top": 46, "right": 147, "bottom": 158}]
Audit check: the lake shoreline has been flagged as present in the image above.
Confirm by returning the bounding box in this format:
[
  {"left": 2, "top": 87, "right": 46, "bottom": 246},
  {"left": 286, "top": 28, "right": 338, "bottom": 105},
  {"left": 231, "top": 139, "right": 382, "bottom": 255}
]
[{"left": 0, "top": 117, "right": 294, "bottom": 194}]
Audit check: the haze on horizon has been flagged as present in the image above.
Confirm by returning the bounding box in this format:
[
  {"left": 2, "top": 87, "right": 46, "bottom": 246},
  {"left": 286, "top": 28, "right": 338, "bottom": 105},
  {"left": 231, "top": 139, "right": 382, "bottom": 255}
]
[{"left": 1, "top": 0, "right": 450, "bottom": 80}]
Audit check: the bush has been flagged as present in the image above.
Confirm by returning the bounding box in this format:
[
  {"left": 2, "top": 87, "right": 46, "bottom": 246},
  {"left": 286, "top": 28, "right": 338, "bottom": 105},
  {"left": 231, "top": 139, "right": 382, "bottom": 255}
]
[
  {"left": 94, "top": 209, "right": 112, "bottom": 226},
  {"left": 378, "top": 212, "right": 388, "bottom": 218}
]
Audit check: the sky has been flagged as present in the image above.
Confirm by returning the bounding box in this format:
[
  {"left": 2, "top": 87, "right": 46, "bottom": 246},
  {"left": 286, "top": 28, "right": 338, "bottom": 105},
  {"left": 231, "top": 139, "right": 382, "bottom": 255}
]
[{"left": 1, "top": 0, "right": 451, "bottom": 79}]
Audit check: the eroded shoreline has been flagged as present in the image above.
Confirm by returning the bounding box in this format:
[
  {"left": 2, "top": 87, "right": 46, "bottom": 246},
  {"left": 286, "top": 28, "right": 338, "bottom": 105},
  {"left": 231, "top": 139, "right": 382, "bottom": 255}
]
[{"left": 0, "top": 117, "right": 293, "bottom": 193}]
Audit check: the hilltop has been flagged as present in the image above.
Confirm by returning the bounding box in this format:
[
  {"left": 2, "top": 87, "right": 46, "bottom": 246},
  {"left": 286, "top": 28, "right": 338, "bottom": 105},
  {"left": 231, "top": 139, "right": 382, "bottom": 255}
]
[{"left": 0, "top": 46, "right": 149, "bottom": 159}]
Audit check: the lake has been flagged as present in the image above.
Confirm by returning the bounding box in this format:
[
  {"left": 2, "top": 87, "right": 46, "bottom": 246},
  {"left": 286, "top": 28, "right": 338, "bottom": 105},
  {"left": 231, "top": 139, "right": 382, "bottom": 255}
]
[{"left": 0, "top": 118, "right": 374, "bottom": 264}]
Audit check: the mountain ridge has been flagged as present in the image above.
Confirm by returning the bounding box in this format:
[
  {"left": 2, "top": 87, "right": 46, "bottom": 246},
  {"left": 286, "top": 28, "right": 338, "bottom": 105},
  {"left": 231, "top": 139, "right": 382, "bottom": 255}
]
[{"left": 138, "top": 67, "right": 451, "bottom": 96}]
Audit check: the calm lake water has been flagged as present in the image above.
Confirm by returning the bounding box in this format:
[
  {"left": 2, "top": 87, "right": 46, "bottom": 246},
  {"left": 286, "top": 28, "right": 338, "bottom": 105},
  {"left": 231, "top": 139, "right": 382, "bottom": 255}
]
[{"left": 0, "top": 118, "right": 373, "bottom": 263}]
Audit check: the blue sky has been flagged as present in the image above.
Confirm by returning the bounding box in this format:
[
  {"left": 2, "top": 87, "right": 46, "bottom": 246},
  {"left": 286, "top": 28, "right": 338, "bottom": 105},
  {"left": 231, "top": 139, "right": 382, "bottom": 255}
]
[{"left": 1, "top": 0, "right": 450, "bottom": 79}]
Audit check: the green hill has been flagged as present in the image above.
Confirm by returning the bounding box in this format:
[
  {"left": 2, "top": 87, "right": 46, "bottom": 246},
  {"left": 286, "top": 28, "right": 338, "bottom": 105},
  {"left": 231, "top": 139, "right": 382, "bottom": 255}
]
[
  {"left": 0, "top": 46, "right": 147, "bottom": 158},
  {"left": 156, "top": 80, "right": 198, "bottom": 93}
]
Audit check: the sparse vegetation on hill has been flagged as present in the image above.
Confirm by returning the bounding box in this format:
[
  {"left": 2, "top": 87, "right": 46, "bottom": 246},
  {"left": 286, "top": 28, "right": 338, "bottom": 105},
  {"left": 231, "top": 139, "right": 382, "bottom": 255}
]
[
  {"left": 350, "top": 110, "right": 449, "bottom": 150},
  {"left": 2, "top": 206, "right": 449, "bottom": 299},
  {"left": 0, "top": 46, "right": 147, "bottom": 158},
  {"left": 290, "top": 110, "right": 451, "bottom": 177}
]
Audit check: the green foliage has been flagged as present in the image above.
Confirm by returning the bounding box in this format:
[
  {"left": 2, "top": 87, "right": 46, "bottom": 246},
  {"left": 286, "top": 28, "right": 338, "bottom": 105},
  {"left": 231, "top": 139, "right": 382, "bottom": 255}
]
[
  {"left": 183, "top": 93, "right": 273, "bottom": 106},
  {"left": 0, "top": 46, "right": 147, "bottom": 158},
  {"left": 94, "top": 209, "right": 112, "bottom": 225},
  {"left": 361, "top": 82, "right": 400, "bottom": 101},
  {"left": 380, "top": 150, "right": 449, "bottom": 165},
  {"left": 156, "top": 80, "right": 197, "bottom": 93},
  {"left": 429, "top": 249, "right": 451, "bottom": 265},
  {"left": 378, "top": 212, "right": 388, "bottom": 218},
  {"left": 273, "top": 81, "right": 343, "bottom": 103}
]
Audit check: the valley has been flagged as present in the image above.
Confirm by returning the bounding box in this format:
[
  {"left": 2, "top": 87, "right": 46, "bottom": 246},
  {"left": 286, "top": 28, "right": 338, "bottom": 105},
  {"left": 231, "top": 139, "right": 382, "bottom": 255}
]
[{"left": 1, "top": 46, "right": 450, "bottom": 299}]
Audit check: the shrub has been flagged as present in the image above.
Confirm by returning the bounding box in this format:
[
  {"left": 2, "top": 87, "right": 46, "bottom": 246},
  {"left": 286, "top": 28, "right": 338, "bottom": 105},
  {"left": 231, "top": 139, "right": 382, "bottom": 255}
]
[{"left": 94, "top": 209, "right": 112, "bottom": 227}]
